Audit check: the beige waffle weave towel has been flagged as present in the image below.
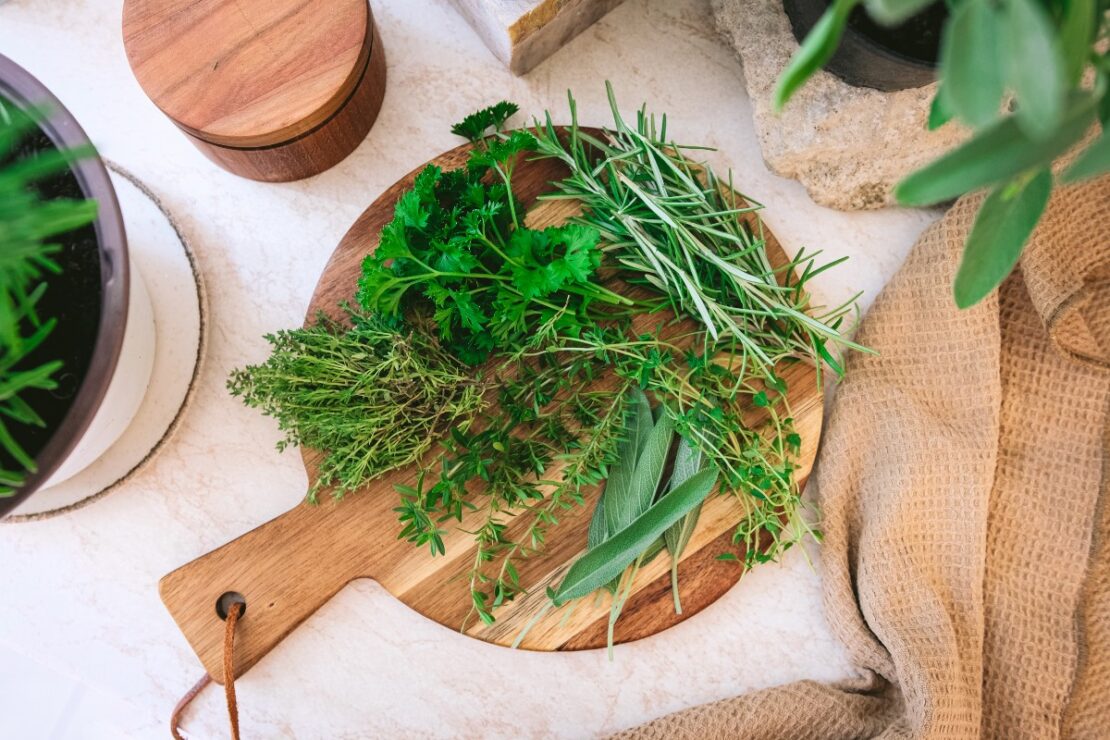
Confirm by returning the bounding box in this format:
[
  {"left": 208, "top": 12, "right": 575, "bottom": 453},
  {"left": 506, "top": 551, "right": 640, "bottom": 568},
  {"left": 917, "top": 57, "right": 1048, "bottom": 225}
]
[{"left": 616, "top": 175, "right": 1109, "bottom": 739}]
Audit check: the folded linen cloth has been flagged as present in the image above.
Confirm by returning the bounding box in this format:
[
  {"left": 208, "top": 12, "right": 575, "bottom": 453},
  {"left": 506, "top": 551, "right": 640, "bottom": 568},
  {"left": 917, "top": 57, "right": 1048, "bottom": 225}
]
[{"left": 615, "top": 175, "right": 1109, "bottom": 739}]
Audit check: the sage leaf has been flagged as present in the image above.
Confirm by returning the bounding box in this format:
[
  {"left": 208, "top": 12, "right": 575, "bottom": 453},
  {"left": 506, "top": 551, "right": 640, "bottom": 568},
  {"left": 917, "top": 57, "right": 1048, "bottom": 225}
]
[
  {"left": 640, "top": 535, "right": 667, "bottom": 565},
  {"left": 895, "top": 93, "right": 1097, "bottom": 206},
  {"left": 552, "top": 467, "right": 720, "bottom": 606},
  {"left": 587, "top": 495, "right": 607, "bottom": 549},
  {"left": 1002, "top": 0, "right": 1066, "bottom": 140},
  {"left": 773, "top": 0, "right": 858, "bottom": 111},
  {"left": 953, "top": 169, "right": 1052, "bottom": 308},
  {"left": 863, "top": 0, "right": 935, "bottom": 25},
  {"left": 606, "top": 409, "right": 673, "bottom": 536},
  {"left": 601, "top": 389, "right": 653, "bottom": 529},
  {"left": 633, "top": 387, "right": 653, "bottom": 444},
  {"left": 939, "top": 0, "right": 1003, "bottom": 128},
  {"left": 1061, "top": 129, "right": 1110, "bottom": 184},
  {"left": 663, "top": 437, "right": 705, "bottom": 614}
]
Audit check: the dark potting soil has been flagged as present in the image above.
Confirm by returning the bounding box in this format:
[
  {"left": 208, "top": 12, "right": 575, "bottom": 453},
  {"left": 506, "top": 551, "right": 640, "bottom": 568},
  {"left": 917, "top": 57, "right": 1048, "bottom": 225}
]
[
  {"left": 1, "top": 122, "right": 102, "bottom": 473},
  {"left": 842, "top": 1, "right": 948, "bottom": 65}
]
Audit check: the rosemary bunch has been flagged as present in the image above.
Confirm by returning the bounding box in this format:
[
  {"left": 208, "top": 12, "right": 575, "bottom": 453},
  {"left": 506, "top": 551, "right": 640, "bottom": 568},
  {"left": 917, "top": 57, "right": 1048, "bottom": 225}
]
[
  {"left": 228, "top": 309, "right": 486, "bottom": 501},
  {"left": 531, "top": 83, "right": 869, "bottom": 386}
]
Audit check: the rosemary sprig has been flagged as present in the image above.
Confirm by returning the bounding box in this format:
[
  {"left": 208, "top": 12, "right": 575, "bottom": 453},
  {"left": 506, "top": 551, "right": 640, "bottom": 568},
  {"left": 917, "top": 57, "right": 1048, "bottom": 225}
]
[{"left": 531, "top": 82, "right": 871, "bottom": 387}]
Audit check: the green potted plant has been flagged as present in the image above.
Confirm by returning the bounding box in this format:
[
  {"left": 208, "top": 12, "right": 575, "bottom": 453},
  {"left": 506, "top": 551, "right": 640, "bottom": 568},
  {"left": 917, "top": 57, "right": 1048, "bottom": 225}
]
[
  {"left": 779, "top": 0, "right": 1110, "bottom": 307},
  {"left": 0, "top": 99, "right": 97, "bottom": 498},
  {"left": 0, "top": 55, "right": 156, "bottom": 517}
]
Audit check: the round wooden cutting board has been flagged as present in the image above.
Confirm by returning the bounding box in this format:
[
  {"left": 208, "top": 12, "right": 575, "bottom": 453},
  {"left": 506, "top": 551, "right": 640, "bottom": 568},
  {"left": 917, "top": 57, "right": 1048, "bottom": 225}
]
[{"left": 159, "top": 135, "right": 824, "bottom": 682}]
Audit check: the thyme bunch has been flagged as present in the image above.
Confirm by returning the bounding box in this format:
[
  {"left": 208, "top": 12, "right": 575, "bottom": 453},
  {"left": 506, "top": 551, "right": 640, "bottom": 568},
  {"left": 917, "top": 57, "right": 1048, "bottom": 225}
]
[{"left": 228, "top": 309, "right": 486, "bottom": 501}]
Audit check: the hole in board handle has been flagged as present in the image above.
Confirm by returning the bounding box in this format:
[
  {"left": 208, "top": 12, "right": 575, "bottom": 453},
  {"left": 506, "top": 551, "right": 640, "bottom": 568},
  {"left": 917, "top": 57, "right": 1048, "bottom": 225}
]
[{"left": 216, "top": 591, "right": 247, "bottom": 621}]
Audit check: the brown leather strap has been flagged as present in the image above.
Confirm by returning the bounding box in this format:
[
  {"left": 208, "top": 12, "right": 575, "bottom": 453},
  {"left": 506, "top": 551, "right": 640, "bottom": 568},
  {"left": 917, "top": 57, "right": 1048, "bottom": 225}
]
[
  {"left": 224, "top": 601, "right": 243, "bottom": 740},
  {"left": 170, "top": 600, "right": 244, "bottom": 739},
  {"left": 170, "top": 675, "right": 211, "bottom": 739}
]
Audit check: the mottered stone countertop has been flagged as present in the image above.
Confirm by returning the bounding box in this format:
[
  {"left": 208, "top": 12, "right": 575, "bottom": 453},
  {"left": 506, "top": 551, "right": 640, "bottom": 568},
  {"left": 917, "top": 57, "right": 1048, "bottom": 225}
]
[{"left": 0, "top": 0, "right": 939, "bottom": 737}]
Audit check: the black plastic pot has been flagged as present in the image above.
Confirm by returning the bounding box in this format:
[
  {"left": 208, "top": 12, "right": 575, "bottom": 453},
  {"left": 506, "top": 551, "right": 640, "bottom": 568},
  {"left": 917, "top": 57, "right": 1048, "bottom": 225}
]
[
  {"left": 783, "top": 0, "right": 947, "bottom": 91},
  {"left": 0, "top": 55, "right": 130, "bottom": 517}
]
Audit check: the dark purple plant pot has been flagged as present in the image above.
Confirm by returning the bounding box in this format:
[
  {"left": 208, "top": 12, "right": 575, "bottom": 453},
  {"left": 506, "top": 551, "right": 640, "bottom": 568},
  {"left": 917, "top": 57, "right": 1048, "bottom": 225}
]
[
  {"left": 0, "top": 54, "right": 130, "bottom": 517},
  {"left": 783, "top": 0, "right": 947, "bottom": 92}
]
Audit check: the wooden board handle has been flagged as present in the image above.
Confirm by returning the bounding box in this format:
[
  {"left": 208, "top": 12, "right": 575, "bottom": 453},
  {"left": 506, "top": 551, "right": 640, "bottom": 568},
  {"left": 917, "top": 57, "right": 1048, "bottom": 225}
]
[{"left": 159, "top": 497, "right": 373, "bottom": 681}]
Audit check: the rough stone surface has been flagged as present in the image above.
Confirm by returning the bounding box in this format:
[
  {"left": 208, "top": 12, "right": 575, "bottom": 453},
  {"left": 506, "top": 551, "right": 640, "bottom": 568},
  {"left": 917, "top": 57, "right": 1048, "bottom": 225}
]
[
  {"left": 711, "top": 0, "right": 967, "bottom": 210},
  {"left": 449, "top": 0, "right": 627, "bottom": 74}
]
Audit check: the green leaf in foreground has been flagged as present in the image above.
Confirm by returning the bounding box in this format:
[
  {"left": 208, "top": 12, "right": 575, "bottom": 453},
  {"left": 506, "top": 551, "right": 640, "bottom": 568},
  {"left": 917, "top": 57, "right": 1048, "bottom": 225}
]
[
  {"left": 895, "top": 93, "right": 1097, "bottom": 206},
  {"left": 927, "top": 87, "right": 954, "bottom": 131},
  {"left": 773, "top": 0, "right": 859, "bottom": 111},
  {"left": 1058, "top": 0, "right": 1096, "bottom": 84},
  {"left": 551, "top": 467, "right": 719, "bottom": 606},
  {"left": 953, "top": 168, "right": 1052, "bottom": 308},
  {"left": 938, "top": 0, "right": 1003, "bottom": 129},
  {"left": 1061, "top": 128, "right": 1110, "bottom": 184},
  {"left": 1001, "top": 0, "right": 1066, "bottom": 140}
]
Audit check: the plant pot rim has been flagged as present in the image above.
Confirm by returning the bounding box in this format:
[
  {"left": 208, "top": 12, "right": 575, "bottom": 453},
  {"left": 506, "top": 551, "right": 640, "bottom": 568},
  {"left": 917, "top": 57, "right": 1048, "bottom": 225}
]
[
  {"left": 783, "top": 0, "right": 940, "bottom": 92},
  {"left": 0, "top": 53, "right": 130, "bottom": 516}
]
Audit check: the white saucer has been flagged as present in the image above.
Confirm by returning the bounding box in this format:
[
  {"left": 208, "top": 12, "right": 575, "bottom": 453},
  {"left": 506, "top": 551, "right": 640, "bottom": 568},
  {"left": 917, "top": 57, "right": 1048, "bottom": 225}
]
[{"left": 5, "top": 164, "right": 206, "bottom": 520}]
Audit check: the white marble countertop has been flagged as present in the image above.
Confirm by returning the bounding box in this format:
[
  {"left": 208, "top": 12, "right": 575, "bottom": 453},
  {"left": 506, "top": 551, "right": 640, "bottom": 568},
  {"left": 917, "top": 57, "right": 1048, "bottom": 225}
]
[{"left": 0, "top": 1, "right": 939, "bottom": 737}]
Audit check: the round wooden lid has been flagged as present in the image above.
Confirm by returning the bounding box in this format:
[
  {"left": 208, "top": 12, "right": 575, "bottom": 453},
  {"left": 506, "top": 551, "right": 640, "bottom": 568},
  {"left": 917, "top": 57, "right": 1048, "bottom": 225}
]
[{"left": 123, "top": 0, "right": 372, "bottom": 149}]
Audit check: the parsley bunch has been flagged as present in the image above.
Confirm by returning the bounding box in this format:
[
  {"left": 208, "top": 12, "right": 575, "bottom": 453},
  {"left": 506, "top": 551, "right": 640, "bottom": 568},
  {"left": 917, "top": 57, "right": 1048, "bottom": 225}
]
[{"left": 358, "top": 103, "right": 641, "bottom": 365}]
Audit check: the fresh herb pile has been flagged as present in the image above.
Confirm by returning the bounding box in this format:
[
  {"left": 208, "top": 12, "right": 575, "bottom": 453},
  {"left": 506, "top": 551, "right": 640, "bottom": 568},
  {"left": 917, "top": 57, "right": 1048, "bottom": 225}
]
[{"left": 232, "top": 88, "right": 864, "bottom": 641}]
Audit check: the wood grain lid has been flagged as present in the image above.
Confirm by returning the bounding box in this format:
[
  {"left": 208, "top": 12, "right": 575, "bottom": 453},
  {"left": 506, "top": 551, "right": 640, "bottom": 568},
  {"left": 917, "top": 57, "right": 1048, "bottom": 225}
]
[{"left": 123, "top": 0, "right": 372, "bottom": 149}]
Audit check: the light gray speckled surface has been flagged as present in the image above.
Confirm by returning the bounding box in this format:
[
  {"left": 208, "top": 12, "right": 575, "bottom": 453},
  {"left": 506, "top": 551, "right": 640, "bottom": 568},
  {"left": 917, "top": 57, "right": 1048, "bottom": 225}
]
[{"left": 0, "top": 0, "right": 938, "bottom": 737}]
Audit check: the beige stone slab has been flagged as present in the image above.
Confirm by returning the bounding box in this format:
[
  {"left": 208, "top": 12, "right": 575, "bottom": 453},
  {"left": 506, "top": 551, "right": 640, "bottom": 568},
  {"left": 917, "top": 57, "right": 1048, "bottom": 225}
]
[
  {"left": 712, "top": 0, "right": 968, "bottom": 210},
  {"left": 449, "top": 0, "right": 626, "bottom": 74}
]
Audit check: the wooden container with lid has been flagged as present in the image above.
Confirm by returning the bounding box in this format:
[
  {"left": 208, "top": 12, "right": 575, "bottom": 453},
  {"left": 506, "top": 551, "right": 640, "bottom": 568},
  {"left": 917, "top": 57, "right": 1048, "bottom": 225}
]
[{"left": 122, "top": 0, "right": 386, "bottom": 182}]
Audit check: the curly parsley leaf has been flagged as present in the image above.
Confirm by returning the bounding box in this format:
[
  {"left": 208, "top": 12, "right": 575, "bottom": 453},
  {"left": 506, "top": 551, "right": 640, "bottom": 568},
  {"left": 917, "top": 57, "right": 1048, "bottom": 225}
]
[{"left": 451, "top": 101, "right": 521, "bottom": 142}]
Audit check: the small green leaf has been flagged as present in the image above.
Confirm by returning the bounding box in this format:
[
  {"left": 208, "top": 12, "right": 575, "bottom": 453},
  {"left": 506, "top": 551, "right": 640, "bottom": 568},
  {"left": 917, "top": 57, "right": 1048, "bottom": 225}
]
[
  {"left": 451, "top": 101, "right": 520, "bottom": 142},
  {"left": 552, "top": 467, "right": 720, "bottom": 606},
  {"left": 1061, "top": 128, "right": 1110, "bottom": 183},
  {"left": 1059, "top": 0, "right": 1096, "bottom": 84},
  {"left": 939, "top": 0, "right": 1003, "bottom": 128},
  {"left": 928, "top": 87, "right": 954, "bottom": 131},
  {"left": 953, "top": 168, "right": 1052, "bottom": 308},
  {"left": 896, "top": 93, "right": 1098, "bottom": 205},
  {"left": 1002, "top": 0, "right": 1067, "bottom": 140},
  {"left": 773, "top": 0, "right": 859, "bottom": 111},
  {"left": 863, "top": 0, "right": 936, "bottom": 25}
]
